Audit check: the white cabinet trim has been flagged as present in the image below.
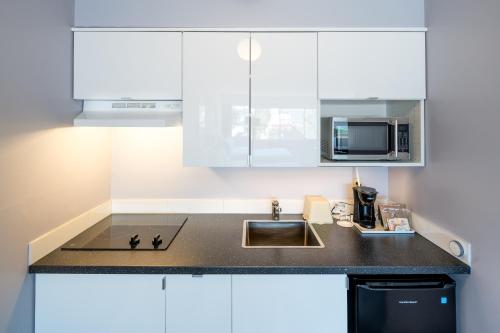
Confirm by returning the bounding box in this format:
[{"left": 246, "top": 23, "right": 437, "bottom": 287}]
[{"left": 72, "top": 27, "right": 428, "bottom": 32}]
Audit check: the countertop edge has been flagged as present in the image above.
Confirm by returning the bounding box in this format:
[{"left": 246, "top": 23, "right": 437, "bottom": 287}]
[{"left": 29, "top": 265, "right": 471, "bottom": 275}]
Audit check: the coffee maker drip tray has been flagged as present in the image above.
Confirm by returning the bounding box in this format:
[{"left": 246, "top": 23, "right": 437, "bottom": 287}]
[{"left": 353, "top": 223, "right": 415, "bottom": 234}]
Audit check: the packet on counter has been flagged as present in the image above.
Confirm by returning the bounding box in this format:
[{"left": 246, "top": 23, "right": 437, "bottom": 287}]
[
  {"left": 387, "top": 218, "right": 411, "bottom": 231},
  {"left": 378, "top": 203, "right": 406, "bottom": 229}
]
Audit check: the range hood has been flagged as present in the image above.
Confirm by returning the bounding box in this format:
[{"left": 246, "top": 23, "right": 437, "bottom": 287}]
[{"left": 74, "top": 100, "right": 182, "bottom": 127}]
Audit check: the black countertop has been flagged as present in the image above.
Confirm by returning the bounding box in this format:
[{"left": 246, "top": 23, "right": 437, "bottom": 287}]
[{"left": 29, "top": 214, "right": 470, "bottom": 275}]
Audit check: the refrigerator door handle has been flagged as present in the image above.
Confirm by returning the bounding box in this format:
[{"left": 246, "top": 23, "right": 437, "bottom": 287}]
[{"left": 361, "top": 281, "right": 448, "bottom": 290}]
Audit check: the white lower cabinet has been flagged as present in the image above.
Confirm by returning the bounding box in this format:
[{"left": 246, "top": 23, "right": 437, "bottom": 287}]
[
  {"left": 164, "top": 275, "right": 231, "bottom": 333},
  {"left": 36, "top": 274, "right": 347, "bottom": 333},
  {"left": 232, "top": 274, "right": 348, "bottom": 333},
  {"left": 35, "top": 274, "right": 166, "bottom": 333}
]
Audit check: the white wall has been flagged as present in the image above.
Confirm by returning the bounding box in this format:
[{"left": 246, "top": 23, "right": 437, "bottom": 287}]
[
  {"left": 112, "top": 128, "right": 388, "bottom": 200},
  {"left": 75, "top": 0, "right": 425, "bottom": 28},
  {"left": 0, "top": 1, "right": 111, "bottom": 333},
  {"left": 389, "top": 1, "right": 500, "bottom": 332}
]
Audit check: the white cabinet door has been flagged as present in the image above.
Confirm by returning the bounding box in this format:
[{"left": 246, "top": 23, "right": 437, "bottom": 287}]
[
  {"left": 318, "top": 32, "right": 426, "bottom": 100},
  {"left": 183, "top": 32, "right": 250, "bottom": 167},
  {"left": 74, "top": 32, "right": 182, "bottom": 100},
  {"left": 35, "top": 274, "right": 165, "bottom": 333},
  {"left": 233, "top": 275, "right": 348, "bottom": 333},
  {"left": 250, "top": 33, "right": 318, "bottom": 167},
  {"left": 165, "top": 275, "right": 231, "bottom": 333}
]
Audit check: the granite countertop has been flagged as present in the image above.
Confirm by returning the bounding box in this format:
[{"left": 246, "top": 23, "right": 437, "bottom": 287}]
[{"left": 29, "top": 214, "right": 471, "bottom": 275}]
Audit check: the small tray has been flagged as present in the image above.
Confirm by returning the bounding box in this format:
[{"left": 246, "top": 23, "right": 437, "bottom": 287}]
[{"left": 353, "top": 222, "right": 415, "bottom": 234}]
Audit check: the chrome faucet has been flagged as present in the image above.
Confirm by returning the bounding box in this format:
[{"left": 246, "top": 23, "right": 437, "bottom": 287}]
[{"left": 271, "top": 200, "right": 282, "bottom": 220}]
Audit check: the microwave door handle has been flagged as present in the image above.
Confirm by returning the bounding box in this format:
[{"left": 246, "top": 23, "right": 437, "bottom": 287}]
[{"left": 394, "top": 120, "right": 398, "bottom": 159}]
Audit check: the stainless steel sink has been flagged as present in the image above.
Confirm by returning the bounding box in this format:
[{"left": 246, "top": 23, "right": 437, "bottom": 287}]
[{"left": 242, "top": 220, "right": 325, "bottom": 248}]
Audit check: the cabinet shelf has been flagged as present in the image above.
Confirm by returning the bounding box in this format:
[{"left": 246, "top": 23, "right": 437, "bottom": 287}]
[
  {"left": 319, "top": 160, "right": 425, "bottom": 168},
  {"left": 318, "top": 100, "right": 425, "bottom": 167}
]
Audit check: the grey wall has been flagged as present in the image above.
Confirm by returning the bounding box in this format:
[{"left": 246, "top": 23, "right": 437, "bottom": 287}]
[
  {"left": 75, "top": 0, "right": 424, "bottom": 27},
  {"left": 0, "top": 1, "right": 111, "bottom": 333},
  {"left": 389, "top": 1, "right": 500, "bottom": 332}
]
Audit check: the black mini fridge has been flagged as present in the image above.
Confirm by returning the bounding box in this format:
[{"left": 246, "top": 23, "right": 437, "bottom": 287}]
[{"left": 348, "top": 275, "right": 456, "bottom": 333}]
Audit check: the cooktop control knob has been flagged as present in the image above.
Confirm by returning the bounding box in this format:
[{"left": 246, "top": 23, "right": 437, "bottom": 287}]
[
  {"left": 129, "top": 234, "right": 141, "bottom": 249},
  {"left": 152, "top": 234, "right": 163, "bottom": 249}
]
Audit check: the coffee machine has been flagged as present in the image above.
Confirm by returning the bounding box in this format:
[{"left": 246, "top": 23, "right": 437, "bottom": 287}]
[{"left": 353, "top": 186, "right": 378, "bottom": 228}]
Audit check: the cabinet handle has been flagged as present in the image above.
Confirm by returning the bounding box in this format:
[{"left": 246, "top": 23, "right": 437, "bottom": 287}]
[
  {"left": 192, "top": 274, "right": 203, "bottom": 278},
  {"left": 366, "top": 97, "right": 379, "bottom": 100},
  {"left": 162, "top": 277, "right": 166, "bottom": 290}
]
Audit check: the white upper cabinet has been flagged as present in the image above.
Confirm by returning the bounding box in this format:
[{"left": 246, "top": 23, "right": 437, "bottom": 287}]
[
  {"left": 165, "top": 275, "right": 231, "bottom": 333},
  {"left": 183, "top": 32, "right": 250, "bottom": 167},
  {"left": 35, "top": 274, "right": 165, "bottom": 333},
  {"left": 318, "top": 32, "right": 426, "bottom": 100},
  {"left": 233, "top": 275, "right": 348, "bottom": 333},
  {"left": 250, "top": 33, "right": 318, "bottom": 167},
  {"left": 74, "top": 32, "right": 182, "bottom": 100}
]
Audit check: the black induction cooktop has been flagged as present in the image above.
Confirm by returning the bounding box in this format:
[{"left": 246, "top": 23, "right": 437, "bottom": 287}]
[{"left": 61, "top": 216, "right": 187, "bottom": 251}]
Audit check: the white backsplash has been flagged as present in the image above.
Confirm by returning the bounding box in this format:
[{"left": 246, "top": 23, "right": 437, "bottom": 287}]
[{"left": 111, "top": 127, "right": 389, "bottom": 200}]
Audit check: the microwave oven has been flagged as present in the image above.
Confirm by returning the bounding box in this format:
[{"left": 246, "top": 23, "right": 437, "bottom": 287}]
[{"left": 321, "top": 117, "right": 410, "bottom": 161}]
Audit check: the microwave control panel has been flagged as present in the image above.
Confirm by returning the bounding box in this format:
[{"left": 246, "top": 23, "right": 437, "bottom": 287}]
[{"left": 397, "top": 124, "right": 410, "bottom": 153}]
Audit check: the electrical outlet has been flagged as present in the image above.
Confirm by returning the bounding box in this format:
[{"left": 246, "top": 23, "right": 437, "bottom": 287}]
[{"left": 351, "top": 167, "right": 361, "bottom": 187}]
